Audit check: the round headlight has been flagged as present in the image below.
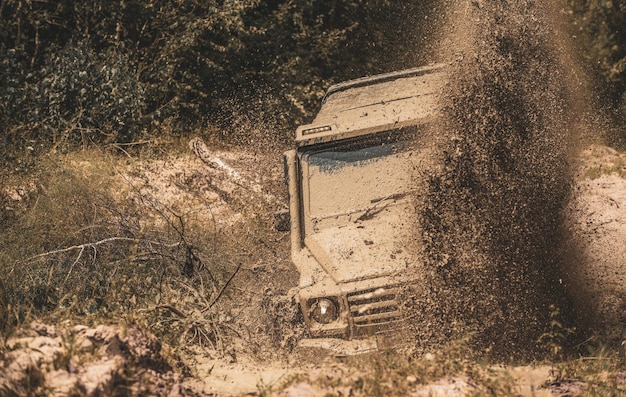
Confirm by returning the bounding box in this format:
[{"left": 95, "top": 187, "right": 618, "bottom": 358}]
[{"left": 309, "top": 298, "right": 339, "bottom": 324}]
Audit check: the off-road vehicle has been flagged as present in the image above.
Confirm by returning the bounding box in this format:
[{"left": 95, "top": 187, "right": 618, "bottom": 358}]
[{"left": 283, "top": 64, "right": 446, "bottom": 352}]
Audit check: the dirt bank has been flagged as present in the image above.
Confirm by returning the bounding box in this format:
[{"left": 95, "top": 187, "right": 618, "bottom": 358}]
[
  {"left": 1, "top": 139, "right": 624, "bottom": 395},
  {"left": 565, "top": 145, "right": 626, "bottom": 342}
]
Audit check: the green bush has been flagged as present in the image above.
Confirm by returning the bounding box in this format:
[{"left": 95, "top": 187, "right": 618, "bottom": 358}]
[
  {"left": 567, "top": 0, "right": 626, "bottom": 139},
  {"left": 0, "top": 0, "right": 442, "bottom": 156},
  {"left": 1, "top": 0, "right": 624, "bottom": 152},
  {"left": 11, "top": 40, "right": 144, "bottom": 148}
]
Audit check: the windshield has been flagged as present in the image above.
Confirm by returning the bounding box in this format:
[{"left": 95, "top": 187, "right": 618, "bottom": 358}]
[{"left": 301, "top": 128, "right": 427, "bottom": 220}]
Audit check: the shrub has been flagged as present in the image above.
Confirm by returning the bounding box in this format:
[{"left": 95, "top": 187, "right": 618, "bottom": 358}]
[
  {"left": 567, "top": 0, "right": 626, "bottom": 142},
  {"left": 0, "top": 156, "right": 240, "bottom": 353},
  {"left": 19, "top": 40, "right": 144, "bottom": 148},
  {"left": 0, "top": 0, "right": 445, "bottom": 155}
]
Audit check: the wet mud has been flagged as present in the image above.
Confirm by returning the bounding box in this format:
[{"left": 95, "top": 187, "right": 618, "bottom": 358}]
[{"left": 406, "top": 0, "right": 583, "bottom": 359}]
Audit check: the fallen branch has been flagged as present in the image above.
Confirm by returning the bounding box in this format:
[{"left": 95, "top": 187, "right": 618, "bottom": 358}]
[
  {"left": 26, "top": 237, "right": 182, "bottom": 262},
  {"left": 189, "top": 137, "right": 284, "bottom": 207},
  {"left": 63, "top": 245, "right": 85, "bottom": 283},
  {"left": 155, "top": 304, "right": 187, "bottom": 318},
  {"left": 205, "top": 262, "right": 242, "bottom": 311}
]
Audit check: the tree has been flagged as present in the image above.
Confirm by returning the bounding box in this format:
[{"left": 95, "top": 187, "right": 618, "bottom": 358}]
[{"left": 0, "top": 0, "right": 442, "bottom": 154}]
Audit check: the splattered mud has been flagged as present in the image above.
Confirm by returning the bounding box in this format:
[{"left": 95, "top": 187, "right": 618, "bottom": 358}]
[
  {"left": 400, "top": 0, "right": 607, "bottom": 360},
  {"left": 2, "top": 139, "right": 624, "bottom": 396},
  {"left": 1, "top": 0, "right": 625, "bottom": 395}
]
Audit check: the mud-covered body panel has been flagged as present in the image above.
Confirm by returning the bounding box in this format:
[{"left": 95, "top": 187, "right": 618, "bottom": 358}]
[
  {"left": 304, "top": 204, "right": 414, "bottom": 284},
  {"left": 296, "top": 64, "right": 446, "bottom": 148},
  {"left": 286, "top": 64, "right": 445, "bottom": 342}
]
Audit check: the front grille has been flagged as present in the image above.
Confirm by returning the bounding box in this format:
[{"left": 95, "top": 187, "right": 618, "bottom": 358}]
[{"left": 347, "top": 286, "right": 402, "bottom": 329}]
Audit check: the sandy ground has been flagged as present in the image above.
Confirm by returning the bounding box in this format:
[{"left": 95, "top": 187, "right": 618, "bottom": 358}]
[
  {"left": 187, "top": 144, "right": 625, "bottom": 397},
  {"left": 146, "top": 141, "right": 626, "bottom": 397},
  {"left": 1, "top": 140, "right": 624, "bottom": 396},
  {"left": 566, "top": 145, "right": 626, "bottom": 342}
]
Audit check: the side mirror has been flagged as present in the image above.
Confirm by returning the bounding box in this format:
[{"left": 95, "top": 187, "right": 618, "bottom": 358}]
[{"left": 274, "top": 209, "right": 290, "bottom": 232}]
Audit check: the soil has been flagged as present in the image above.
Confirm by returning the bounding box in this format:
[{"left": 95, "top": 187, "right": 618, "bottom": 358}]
[
  {"left": 565, "top": 145, "right": 626, "bottom": 342},
  {"left": 1, "top": 0, "right": 626, "bottom": 395},
  {"left": 1, "top": 140, "right": 624, "bottom": 396},
  {"left": 179, "top": 142, "right": 625, "bottom": 397}
]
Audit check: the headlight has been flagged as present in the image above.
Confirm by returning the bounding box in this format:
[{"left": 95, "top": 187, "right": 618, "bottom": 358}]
[{"left": 309, "top": 297, "right": 339, "bottom": 324}]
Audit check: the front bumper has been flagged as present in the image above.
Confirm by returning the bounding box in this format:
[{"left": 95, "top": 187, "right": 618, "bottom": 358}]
[{"left": 298, "top": 277, "right": 404, "bottom": 339}]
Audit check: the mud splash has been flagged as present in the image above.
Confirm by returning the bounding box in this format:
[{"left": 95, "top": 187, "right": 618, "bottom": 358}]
[{"left": 406, "top": 0, "right": 581, "bottom": 359}]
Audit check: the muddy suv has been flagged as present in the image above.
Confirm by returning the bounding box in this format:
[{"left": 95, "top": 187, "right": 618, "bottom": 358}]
[{"left": 283, "top": 64, "right": 446, "bottom": 351}]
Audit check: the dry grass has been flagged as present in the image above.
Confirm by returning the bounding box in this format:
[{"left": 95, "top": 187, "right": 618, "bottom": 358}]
[
  {"left": 554, "top": 345, "right": 626, "bottom": 396},
  {"left": 583, "top": 156, "right": 626, "bottom": 180},
  {"left": 0, "top": 147, "right": 275, "bottom": 361},
  {"left": 265, "top": 338, "right": 625, "bottom": 397},
  {"left": 268, "top": 338, "right": 521, "bottom": 397}
]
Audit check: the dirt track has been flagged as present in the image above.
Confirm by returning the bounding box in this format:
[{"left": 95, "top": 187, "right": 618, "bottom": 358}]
[
  {"left": 140, "top": 143, "right": 626, "bottom": 396},
  {"left": 1, "top": 0, "right": 625, "bottom": 395},
  {"left": 1, "top": 142, "right": 623, "bottom": 396},
  {"left": 566, "top": 145, "right": 626, "bottom": 342}
]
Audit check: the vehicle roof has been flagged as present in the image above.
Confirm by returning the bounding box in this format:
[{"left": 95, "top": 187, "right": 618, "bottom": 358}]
[{"left": 296, "top": 64, "right": 447, "bottom": 147}]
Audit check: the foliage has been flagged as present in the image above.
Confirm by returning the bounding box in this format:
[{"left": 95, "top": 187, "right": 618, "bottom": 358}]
[
  {"left": 4, "top": 39, "right": 144, "bottom": 149},
  {"left": 567, "top": 0, "right": 626, "bottom": 135},
  {"left": 0, "top": 154, "right": 245, "bottom": 352},
  {"left": 277, "top": 338, "right": 519, "bottom": 397},
  {"left": 0, "top": 0, "right": 439, "bottom": 158},
  {"left": 537, "top": 305, "right": 577, "bottom": 363},
  {"left": 556, "top": 345, "right": 626, "bottom": 395},
  {"left": 0, "top": 0, "right": 624, "bottom": 153}
]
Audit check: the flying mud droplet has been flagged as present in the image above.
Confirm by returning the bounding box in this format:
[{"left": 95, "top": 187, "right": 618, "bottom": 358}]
[{"left": 405, "top": 0, "right": 580, "bottom": 360}]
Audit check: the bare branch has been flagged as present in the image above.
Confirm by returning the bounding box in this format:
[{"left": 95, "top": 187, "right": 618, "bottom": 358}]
[
  {"left": 154, "top": 304, "right": 186, "bottom": 318},
  {"left": 26, "top": 237, "right": 182, "bottom": 262},
  {"left": 63, "top": 246, "right": 85, "bottom": 283},
  {"left": 205, "top": 262, "right": 241, "bottom": 312}
]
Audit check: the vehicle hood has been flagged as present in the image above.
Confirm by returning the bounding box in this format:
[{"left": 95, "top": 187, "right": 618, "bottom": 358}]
[{"left": 304, "top": 209, "right": 415, "bottom": 283}]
